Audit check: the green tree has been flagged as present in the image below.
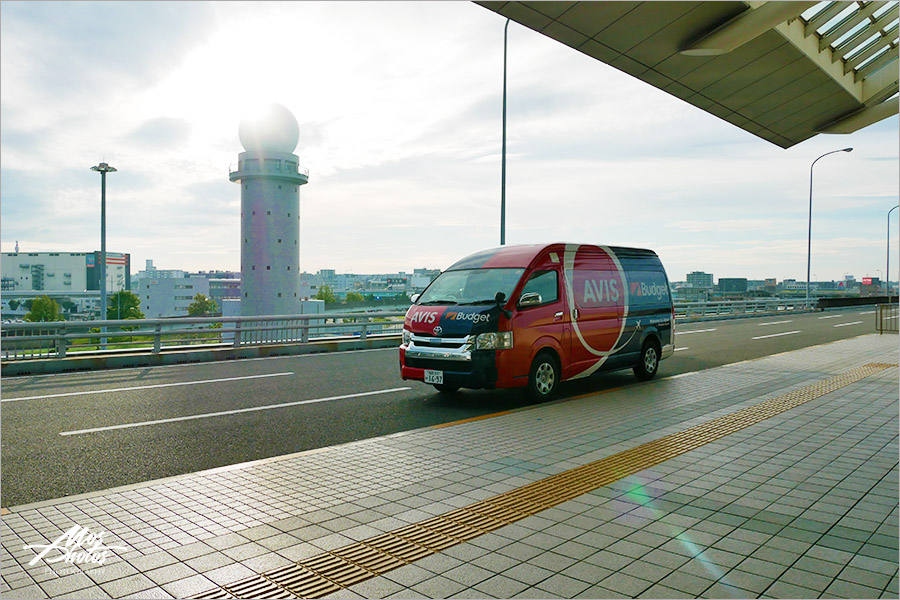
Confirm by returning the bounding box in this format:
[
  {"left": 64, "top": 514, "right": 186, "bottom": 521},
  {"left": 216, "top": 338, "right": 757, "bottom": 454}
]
[
  {"left": 345, "top": 292, "right": 365, "bottom": 302},
  {"left": 187, "top": 293, "right": 219, "bottom": 317},
  {"left": 59, "top": 298, "right": 77, "bottom": 313},
  {"left": 24, "top": 295, "right": 64, "bottom": 322},
  {"left": 107, "top": 290, "right": 145, "bottom": 320},
  {"left": 7, "top": 299, "right": 20, "bottom": 311},
  {"left": 315, "top": 285, "right": 336, "bottom": 303}
]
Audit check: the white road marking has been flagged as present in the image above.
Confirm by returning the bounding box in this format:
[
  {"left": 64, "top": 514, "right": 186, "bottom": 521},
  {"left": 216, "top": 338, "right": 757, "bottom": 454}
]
[
  {"left": 834, "top": 321, "right": 863, "bottom": 328},
  {"left": 858, "top": 311, "right": 876, "bottom": 315},
  {"left": 758, "top": 320, "right": 793, "bottom": 326},
  {"left": 60, "top": 387, "right": 413, "bottom": 436},
  {"left": 752, "top": 331, "right": 801, "bottom": 340},
  {"left": 3, "top": 373, "right": 295, "bottom": 403},
  {"left": 674, "top": 328, "right": 717, "bottom": 335},
  {"left": 675, "top": 347, "right": 689, "bottom": 352},
  {"left": 818, "top": 314, "right": 843, "bottom": 319}
]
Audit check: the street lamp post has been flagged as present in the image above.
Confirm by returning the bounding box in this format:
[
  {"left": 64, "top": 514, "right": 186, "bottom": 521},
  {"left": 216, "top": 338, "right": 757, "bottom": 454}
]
[
  {"left": 807, "top": 148, "right": 852, "bottom": 306},
  {"left": 889, "top": 205, "right": 899, "bottom": 299},
  {"left": 91, "top": 162, "right": 117, "bottom": 347},
  {"left": 500, "top": 18, "right": 510, "bottom": 246}
]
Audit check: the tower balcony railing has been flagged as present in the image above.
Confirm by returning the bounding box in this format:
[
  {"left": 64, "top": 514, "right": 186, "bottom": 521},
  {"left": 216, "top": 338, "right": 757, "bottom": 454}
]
[{"left": 229, "top": 163, "right": 310, "bottom": 177}]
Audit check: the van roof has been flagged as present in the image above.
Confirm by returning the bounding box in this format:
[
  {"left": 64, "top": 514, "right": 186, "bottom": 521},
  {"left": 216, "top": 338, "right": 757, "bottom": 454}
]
[{"left": 446, "top": 244, "right": 659, "bottom": 271}]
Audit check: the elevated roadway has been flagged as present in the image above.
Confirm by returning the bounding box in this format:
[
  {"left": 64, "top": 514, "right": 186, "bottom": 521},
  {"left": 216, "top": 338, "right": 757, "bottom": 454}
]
[{"left": 1, "top": 307, "right": 881, "bottom": 508}]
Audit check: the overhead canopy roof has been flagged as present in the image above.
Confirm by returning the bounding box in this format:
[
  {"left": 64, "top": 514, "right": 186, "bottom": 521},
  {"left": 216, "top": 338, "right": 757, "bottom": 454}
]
[{"left": 476, "top": 1, "right": 899, "bottom": 148}]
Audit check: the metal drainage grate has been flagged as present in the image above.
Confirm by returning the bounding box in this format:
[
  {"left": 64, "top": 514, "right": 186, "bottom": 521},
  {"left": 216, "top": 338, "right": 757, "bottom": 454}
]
[{"left": 193, "top": 363, "right": 896, "bottom": 599}]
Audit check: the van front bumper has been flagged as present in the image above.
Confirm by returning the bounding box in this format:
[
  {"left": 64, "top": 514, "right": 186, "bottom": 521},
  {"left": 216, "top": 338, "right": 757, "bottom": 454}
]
[{"left": 400, "top": 344, "right": 500, "bottom": 389}]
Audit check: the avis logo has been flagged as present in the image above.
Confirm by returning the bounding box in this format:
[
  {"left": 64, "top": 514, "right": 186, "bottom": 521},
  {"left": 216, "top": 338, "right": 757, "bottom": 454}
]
[{"left": 408, "top": 310, "right": 439, "bottom": 325}]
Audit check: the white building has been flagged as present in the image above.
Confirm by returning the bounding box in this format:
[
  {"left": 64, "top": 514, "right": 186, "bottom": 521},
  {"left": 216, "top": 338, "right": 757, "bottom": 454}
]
[
  {"left": 139, "top": 276, "right": 210, "bottom": 318},
  {"left": 1, "top": 251, "right": 130, "bottom": 293}
]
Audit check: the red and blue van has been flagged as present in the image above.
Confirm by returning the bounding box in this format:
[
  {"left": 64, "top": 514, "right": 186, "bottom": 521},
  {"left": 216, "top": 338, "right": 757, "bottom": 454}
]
[{"left": 399, "top": 243, "right": 674, "bottom": 398}]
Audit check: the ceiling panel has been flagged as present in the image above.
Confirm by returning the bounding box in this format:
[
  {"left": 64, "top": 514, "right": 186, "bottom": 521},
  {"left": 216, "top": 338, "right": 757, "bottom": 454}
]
[{"left": 476, "top": 0, "right": 899, "bottom": 148}]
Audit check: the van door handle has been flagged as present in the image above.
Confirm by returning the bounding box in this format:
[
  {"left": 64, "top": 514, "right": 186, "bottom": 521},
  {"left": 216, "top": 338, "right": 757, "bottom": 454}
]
[
  {"left": 554, "top": 312, "right": 564, "bottom": 320},
  {"left": 572, "top": 308, "right": 580, "bottom": 320}
]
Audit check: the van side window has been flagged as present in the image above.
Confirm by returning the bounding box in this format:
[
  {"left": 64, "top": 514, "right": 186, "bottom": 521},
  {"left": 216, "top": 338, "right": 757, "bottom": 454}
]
[{"left": 521, "top": 270, "right": 558, "bottom": 306}]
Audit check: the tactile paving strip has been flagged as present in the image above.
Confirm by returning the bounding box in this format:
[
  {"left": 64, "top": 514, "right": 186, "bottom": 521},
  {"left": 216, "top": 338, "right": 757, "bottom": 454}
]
[{"left": 193, "top": 363, "right": 896, "bottom": 599}]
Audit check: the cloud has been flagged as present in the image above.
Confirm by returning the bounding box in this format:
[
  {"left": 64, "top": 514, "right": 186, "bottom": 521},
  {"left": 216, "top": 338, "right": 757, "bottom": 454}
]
[{"left": 122, "top": 117, "right": 192, "bottom": 149}]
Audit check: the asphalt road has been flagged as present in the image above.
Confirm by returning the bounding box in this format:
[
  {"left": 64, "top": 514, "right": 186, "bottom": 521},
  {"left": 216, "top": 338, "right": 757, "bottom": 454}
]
[{"left": 1, "top": 307, "right": 880, "bottom": 507}]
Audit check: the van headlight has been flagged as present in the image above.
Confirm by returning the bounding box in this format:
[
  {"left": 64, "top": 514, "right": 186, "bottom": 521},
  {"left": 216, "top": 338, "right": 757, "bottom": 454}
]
[
  {"left": 476, "top": 331, "right": 513, "bottom": 350},
  {"left": 402, "top": 329, "right": 411, "bottom": 346}
]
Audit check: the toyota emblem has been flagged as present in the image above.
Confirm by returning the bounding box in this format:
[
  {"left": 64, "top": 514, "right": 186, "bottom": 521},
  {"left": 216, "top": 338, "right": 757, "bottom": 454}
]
[{"left": 433, "top": 326, "right": 443, "bottom": 335}]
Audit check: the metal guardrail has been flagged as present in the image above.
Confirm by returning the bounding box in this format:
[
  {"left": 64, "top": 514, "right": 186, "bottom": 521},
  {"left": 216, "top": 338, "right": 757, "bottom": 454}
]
[
  {"left": 0, "top": 312, "right": 406, "bottom": 361},
  {"left": 876, "top": 303, "right": 899, "bottom": 334},
  {"left": 674, "top": 298, "right": 817, "bottom": 320},
  {"left": 0, "top": 299, "right": 822, "bottom": 362}
]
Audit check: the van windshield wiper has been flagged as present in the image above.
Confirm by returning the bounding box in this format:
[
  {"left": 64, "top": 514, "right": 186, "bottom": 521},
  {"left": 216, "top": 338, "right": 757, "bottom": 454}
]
[
  {"left": 457, "top": 299, "right": 495, "bottom": 306},
  {"left": 418, "top": 299, "right": 458, "bottom": 306}
]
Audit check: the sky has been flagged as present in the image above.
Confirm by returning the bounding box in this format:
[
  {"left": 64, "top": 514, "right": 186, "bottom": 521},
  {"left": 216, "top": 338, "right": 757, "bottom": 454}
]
[{"left": 1, "top": 1, "right": 898, "bottom": 283}]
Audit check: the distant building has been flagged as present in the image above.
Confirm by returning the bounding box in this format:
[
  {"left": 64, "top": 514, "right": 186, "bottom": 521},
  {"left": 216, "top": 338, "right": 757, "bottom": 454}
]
[
  {"left": 1, "top": 251, "right": 129, "bottom": 293},
  {"left": 139, "top": 276, "right": 210, "bottom": 318},
  {"left": 209, "top": 278, "right": 241, "bottom": 309},
  {"left": 686, "top": 271, "right": 714, "bottom": 289},
  {"left": 718, "top": 278, "right": 748, "bottom": 293}
]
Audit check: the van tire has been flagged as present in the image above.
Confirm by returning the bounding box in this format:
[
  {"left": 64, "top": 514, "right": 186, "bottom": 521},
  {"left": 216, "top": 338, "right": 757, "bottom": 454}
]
[
  {"left": 433, "top": 384, "right": 460, "bottom": 393},
  {"left": 634, "top": 339, "right": 660, "bottom": 381},
  {"left": 527, "top": 351, "right": 559, "bottom": 399}
]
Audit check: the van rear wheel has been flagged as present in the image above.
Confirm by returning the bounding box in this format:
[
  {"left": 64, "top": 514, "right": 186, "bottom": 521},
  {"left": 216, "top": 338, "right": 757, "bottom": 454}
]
[
  {"left": 527, "top": 352, "right": 559, "bottom": 399},
  {"left": 634, "top": 340, "right": 660, "bottom": 381}
]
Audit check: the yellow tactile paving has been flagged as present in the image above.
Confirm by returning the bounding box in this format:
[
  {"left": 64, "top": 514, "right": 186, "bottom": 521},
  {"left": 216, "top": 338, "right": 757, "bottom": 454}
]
[{"left": 193, "top": 363, "right": 896, "bottom": 599}]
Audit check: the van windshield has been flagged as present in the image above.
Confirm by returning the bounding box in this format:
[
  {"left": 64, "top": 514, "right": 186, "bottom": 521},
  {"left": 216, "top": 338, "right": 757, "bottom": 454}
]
[{"left": 418, "top": 268, "right": 525, "bottom": 306}]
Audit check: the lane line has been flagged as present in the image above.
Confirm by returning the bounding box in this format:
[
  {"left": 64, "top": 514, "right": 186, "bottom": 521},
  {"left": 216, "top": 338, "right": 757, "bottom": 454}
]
[
  {"left": 752, "top": 331, "right": 801, "bottom": 340},
  {"left": 675, "top": 347, "right": 689, "bottom": 352},
  {"left": 858, "top": 311, "right": 876, "bottom": 315},
  {"left": 818, "top": 314, "right": 843, "bottom": 319},
  {"left": 758, "top": 320, "right": 793, "bottom": 326},
  {"left": 59, "top": 387, "right": 412, "bottom": 436},
  {"left": 674, "top": 328, "right": 717, "bottom": 335},
  {"left": 834, "top": 321, "right": 863, "bottom": 328},
  {"left": 3, "top": 373, "right": 295, "bottom": 403}
]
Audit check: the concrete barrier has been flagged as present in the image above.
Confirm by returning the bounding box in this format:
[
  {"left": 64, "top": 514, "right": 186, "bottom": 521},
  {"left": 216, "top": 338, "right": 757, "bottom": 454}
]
[{"left": 2, "top": 335, "right": 401, "bottom": 377}]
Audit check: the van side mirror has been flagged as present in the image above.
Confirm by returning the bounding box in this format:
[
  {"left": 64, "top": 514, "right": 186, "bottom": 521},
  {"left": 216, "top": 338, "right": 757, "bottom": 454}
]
[
  {"left": 410, "top": 294, "right": 420, "bottom": 304},
  {"left": 494, "top": 291, "right": 512, "bottom": 318},
  {"left": 518, "top": 292, "right": 542, "bottom": 307}
]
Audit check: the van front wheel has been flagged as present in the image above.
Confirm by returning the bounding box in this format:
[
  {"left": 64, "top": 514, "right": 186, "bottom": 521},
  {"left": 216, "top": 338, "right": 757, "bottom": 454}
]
[
  {"left": 634, "top": 340, "right": 659, "bottom": 381},
  {"left": 527, "top": 352, "right": 559, "bottom": 399}
]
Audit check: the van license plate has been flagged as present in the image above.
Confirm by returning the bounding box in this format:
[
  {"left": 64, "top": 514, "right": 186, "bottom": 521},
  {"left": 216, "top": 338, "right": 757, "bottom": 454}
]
[{"left": 424, "top": 370, "right": 443, "bottom": 384}]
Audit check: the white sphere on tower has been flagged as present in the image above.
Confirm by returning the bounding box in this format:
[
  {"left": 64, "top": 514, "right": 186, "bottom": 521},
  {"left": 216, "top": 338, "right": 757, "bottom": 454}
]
[{"left": 238, "top": 103, "right": 300, "bottom": 153}]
